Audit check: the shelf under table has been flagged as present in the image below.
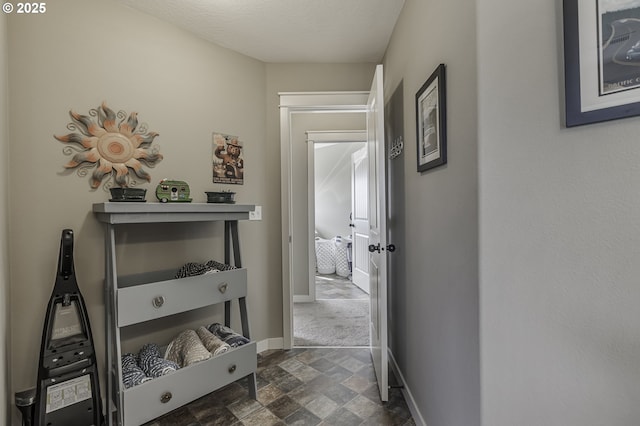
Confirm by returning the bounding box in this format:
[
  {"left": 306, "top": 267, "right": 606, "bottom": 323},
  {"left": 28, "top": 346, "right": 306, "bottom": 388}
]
[{"left": 121, "top": 342, "right": 256, "bottom": 426}]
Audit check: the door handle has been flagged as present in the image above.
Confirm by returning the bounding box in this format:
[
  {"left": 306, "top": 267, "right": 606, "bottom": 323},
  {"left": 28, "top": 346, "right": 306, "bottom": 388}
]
[{"left": 368, "top": 243, "right": 396, "bottom": 253}]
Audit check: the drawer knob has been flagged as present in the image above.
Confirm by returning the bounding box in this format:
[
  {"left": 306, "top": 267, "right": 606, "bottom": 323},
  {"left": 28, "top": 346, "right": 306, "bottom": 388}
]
[
  {"left": 152, "top": 296, "right": 165, "bottom": 308},
  {"left": 218, "top": 283, "right": 228, "bottom": 293},
  {"left": 160, "top": 392, "right": 172, "bottom": 403},
  {"left": 228, "top": 364, "right": 237, "bottom": 374}
]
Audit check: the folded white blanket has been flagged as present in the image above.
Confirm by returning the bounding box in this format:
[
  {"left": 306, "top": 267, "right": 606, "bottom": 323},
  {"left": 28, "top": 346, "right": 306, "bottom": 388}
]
[
  {"left": 196, "top": 326, "right": 231, "bottom": 356},
  {"left": 165, "top": 329, "right": 212, "bottom": 367}
]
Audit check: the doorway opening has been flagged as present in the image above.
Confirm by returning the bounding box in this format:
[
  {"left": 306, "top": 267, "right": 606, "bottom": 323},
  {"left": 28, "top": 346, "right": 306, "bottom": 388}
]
[
  {"left": 293, "top": 132, "right": 369, "bottom": 347},
  {"left": 280, "top": 66, "right": 389, "bottom": 400},
  {"left": 278, "top": 92, "right": 369, "bottom": 350}
]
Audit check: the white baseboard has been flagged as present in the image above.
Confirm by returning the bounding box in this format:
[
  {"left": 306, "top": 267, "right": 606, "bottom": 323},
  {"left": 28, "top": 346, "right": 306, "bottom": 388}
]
[
  {"left": 388, "top": 349, "right": 427, "bottom": 426},
  {"left": 256, "top": 337, "right": 284, "bottom": 353},
  {"left": 293, "top": 295, "right": 314, "bottom": 303}
]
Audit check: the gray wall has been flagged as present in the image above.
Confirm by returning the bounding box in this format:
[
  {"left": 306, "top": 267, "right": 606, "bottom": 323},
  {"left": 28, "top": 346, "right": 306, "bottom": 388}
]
[
  {"left": 0, "top": 11, "right": 8, "bottom": 426},
  {"left": 478, "top": 1, "right": 640, "bottom": 425},
  {"left": 383, "top": 0, "right": 480, "bottom": 424}
]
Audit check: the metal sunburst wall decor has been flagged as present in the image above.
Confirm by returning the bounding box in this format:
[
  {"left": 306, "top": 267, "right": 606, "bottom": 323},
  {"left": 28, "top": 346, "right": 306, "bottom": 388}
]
[{"left": 55, "top": 102, "right": 163, "bottom": 189}]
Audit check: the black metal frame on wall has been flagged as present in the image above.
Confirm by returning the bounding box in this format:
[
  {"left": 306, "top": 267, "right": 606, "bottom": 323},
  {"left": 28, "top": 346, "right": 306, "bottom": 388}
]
[
  {"left": 563, "top": 0, "right": 640, "bottom": 126},
  {"left": 416, "top": 63, "right": 447, "bottom": 173}
]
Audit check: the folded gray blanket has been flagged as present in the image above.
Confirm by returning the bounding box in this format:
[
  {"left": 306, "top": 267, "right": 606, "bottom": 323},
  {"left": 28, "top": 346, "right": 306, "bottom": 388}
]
[
  {"left": 205, "top": 260, "right": 237, "bottom": 272},
  {"left": 174, "top": 260, "right": 237, "bottom": 279},
  {"left": 121, "top": 353, "right": 152, "bottom": 389},
  {"left": 138, "top": 343, "right": 180, "bottom": 378},
  {"left": 207, "top": 323, "right": 250, "bottom": 348}
]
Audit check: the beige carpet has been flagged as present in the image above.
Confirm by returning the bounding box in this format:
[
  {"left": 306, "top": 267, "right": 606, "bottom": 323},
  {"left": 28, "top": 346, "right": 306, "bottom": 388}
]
[{"left": 293, "top": 299, "right": 369, "bottom": 346}]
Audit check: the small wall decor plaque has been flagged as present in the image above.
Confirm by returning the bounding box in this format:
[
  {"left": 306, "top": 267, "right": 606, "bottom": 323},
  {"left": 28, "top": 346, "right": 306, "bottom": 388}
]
[
  {"left": 55, "top": 102, "right": 163, "bottom": 189},
  {"left": 212, "top": 132, "right": 244, "bottom": 185}
]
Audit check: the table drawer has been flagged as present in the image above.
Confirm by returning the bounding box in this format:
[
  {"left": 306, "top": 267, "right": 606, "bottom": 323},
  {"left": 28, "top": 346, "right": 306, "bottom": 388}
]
[
  {"left": 122, "top": 341, "right": 256, "bottom": 425},
  {"left": 117, "top": 269, "right": 247, "bottom": 326}
]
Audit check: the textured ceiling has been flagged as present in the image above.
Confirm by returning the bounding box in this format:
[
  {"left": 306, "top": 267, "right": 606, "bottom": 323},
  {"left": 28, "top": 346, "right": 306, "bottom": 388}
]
[{"left": 116, "top": 0, "right": 405, "bottom": 63}]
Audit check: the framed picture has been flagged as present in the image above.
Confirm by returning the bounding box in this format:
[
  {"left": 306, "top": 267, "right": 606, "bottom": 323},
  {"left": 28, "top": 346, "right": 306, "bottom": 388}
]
[
  {"left": 564, "top": 0, "right": 640, "bottom": 127},
  {"left": 212, "top": 132, "right": 244, "bottom": 185},
  {"left": 416, "top": 64, "right": 446, "bottom": 173}
]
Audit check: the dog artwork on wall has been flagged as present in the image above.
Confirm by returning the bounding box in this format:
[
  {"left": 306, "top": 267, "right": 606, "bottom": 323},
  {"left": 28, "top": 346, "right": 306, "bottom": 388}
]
[{"left": 212, "top": 132, "right": 244, "bottom": 185}]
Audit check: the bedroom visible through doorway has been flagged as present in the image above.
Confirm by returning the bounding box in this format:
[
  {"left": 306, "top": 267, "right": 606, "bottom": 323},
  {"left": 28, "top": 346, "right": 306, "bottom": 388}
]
[{"left": 293, "top": 134, "right": 370, "bottom": 347}]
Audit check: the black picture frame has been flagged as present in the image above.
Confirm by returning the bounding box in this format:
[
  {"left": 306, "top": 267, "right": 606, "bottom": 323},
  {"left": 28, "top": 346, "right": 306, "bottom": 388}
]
[
  {"left": 564, "top": 0, "right": 640, "bottom": 127},
  {"left": 416, "top": 64, "right": 446, "bottom": 173}
]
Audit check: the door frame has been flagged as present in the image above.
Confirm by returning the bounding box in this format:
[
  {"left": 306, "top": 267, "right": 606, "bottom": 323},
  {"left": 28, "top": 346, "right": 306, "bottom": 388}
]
[
  {"left": 304, "top": 130, "right": 367, "bottom": 303},
  {"left": 280, "top": 92, "right": 368, "bottom": 349}
]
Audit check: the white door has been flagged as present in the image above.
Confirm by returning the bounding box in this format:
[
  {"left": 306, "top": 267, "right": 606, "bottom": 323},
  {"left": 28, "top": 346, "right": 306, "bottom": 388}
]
[
  {"left": 351, "top": 146, "right": 369, "bottom": 293},
  {"left": 367, "top": 64, "right": 389, "bottom": 402}
]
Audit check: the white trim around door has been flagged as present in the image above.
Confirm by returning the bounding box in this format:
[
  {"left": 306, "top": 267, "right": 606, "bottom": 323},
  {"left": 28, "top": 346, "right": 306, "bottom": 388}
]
[
  {"left": 303, "top": 130, "right": 367, "bottom": 303},
  {"left": 279, "top": 92, "right": 368, "bottom": 349}
]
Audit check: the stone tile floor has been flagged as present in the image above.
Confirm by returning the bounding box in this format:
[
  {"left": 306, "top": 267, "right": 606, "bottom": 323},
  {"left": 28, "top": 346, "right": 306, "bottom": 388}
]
[{"left": 144, "top": 347, "right": 414, "bottom": 425}]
